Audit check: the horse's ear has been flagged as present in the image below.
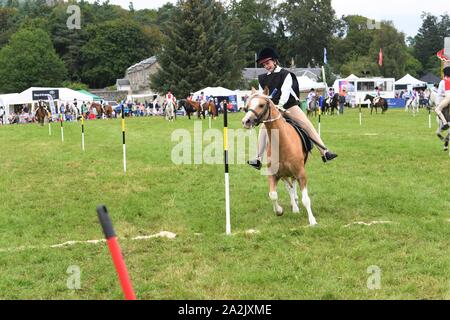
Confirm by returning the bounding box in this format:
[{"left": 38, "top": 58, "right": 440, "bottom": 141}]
[
  {"left": 251, "top": 87, "right": 257, "bottom": 94},
  {"left": 263, "top": 87, "right": 270, "bottom": 96}
]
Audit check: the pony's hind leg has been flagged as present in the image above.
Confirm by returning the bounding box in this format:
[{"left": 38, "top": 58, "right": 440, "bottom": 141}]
[
  {"left": 284, "top": 178, "right": 299, "bottom": 213},
  {"left": 297, "top": 172, "right": 317, "bottom": 226},
  {"left": 269, "top": 175, "right": 283, "bottom": 216}
]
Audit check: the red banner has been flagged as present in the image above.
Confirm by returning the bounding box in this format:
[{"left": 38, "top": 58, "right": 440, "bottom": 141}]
[{"left": 437, "top": 49, "right": 450, "bottom": 62}]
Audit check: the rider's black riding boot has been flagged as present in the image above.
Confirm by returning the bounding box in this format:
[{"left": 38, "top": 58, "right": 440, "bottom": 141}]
[
  {"left": 247, "top": 159, "right": 262, "bottom": 170},
  {"left": 322, "top": 151, "right": 338, "bottom": 163}
]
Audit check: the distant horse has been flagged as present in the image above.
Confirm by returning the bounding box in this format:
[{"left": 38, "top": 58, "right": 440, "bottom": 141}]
[
  {"left": 185, "top": 99, "right": 206, "bottom": 119},
  {"left": 364, "top": 94, "right": 388, "bottom": 114},
  {"left": 205, "top": 100, "right": 218, "bottom": 119},
  {"left": 241, "top": 88, "right": 318, "bottom": 226},
  {"left": 91, "top": 103, "right": 104, "bottom": 118},
  {"left": 35, "top": 105, "right": 48, "bottom": 126},
  {"left": 103, "top": 105, "right": 113, "bottom": 118},
  {"left": 430, "top": 91, "right": 450, "bottom": 147},
  {"left": 307, "top": 95, "right": 320, "bottom": 117},
  {"left": 164, "top": 100, "right": 175, "bottom": 121},
  {"left": 323, "top": 93, "right": 339, "bottom": 115},
  {"left": 404, "top": 95, "right": 419, "bottom": 115}
]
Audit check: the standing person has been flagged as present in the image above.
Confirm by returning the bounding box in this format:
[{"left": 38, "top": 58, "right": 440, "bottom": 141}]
[
  {"left": 339, "top": 89, "right": 346, "bottom": 114},
  {"left": 0, "top": 106, "right": 5, "bottom": 125},
  {"left": 247, "top": 47, "right": 337, "bottom": 170},
  {"left": 436, "top": 66, "right": 450, "bottom": 130}
]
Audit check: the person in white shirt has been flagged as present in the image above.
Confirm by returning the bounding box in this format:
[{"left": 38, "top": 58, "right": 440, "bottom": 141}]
[{"left": 247, "top": 47, "right": 337, "bottom": 170}]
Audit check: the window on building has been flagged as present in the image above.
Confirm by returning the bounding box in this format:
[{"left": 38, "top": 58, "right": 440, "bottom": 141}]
[{"left": 357, "top": 82, "right": 375, "bottom": 91}]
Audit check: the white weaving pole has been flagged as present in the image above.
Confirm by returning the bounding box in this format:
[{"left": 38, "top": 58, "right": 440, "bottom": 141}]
[{"left": 224, "top": 104, "right": 231, "bottom": 235}]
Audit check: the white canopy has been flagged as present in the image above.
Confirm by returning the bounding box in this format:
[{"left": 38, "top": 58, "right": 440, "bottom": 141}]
[
  {"left": 18, "top": 87, "right": 94, "bottom": 103},
  {"left": 193, "top": 87, "right": 236, "bottom": 97},
  {"left": 395, "top": 74, "right": 426, "bottom": 86},
  {"left": 297, "top": 76, "right": 326, "bottom": 91},
  {"left": 346, "top": 74, "right": 359, "bottom": 80},
  {"left": 0, "top": 93, "right": 29, "bottom": 106}
]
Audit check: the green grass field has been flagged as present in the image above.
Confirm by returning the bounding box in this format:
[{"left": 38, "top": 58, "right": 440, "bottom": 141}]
[{"left": 0, "top": 108, "right": 449, "bottom": 300}]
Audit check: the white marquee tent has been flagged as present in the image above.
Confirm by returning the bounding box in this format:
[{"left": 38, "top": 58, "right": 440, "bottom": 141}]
[
  {"left": 193, "top": 87, "right": 236, "bottom": 97},
  {"left": 19, "top": 87, "right": 94, "bottom": 104},
  {"left": 395, "top": 74, "right": 426, "bottom": 87},
  {"left": 0, "top": 87, "right": 93, "bottom": 123},
  {"left": 297, "top": 76, "right": 326, "bottom": 91}
]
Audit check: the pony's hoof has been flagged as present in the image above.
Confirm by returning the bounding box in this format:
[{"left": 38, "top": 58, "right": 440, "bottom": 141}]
[
  {"left": 275, "top": 208, "right": 284, "bottom": 216},
  {"left": 292, "top": 206, "right": 300, "bottom": 214},
  {"left": 309, "top": 221, "right": 318, "bottom": 227}
]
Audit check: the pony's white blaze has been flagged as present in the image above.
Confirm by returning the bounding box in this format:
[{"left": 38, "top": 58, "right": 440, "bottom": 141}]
[{"left": 242, "top": 95, "right": 266, "bottom": 128}]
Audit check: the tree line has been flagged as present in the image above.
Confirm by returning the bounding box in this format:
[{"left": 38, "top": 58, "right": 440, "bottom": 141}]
[{"left": 0, "top": 0, "right": 448, "bottom": 97}]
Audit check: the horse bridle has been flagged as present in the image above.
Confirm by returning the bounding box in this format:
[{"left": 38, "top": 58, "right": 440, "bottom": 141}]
[{"left": 244, "top": 96, "right": 278, "bottom": 126}]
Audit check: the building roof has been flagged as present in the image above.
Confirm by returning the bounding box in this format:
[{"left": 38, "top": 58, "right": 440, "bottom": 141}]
[
  {"left": 126, "top": 56, "right": 157, "bottom": 73},
  {"left": 242, "top": 67, "right": 322, "bottom": 81}
]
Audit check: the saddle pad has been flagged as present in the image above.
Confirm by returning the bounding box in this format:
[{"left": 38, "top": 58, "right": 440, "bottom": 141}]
[{"left": 284, "top": 117, "right": 314, "bottom": 153}]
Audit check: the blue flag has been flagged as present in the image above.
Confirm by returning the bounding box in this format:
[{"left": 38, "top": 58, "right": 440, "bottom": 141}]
[{"left": 324, "top": 48, "right": 328, "bottom": 64}]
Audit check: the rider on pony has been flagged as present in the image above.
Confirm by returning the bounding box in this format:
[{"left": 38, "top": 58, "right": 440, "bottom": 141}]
[
  {"left": 326, "top": 87, "right": 335, "bottom": 104},
  {"left": 436, "top": 65, "right": 450, "bottom": 130},
  {"left": 373, "top": 86, "right": 382, "bottom": 105},
  {"left": 307, "top": 88, "right": 317, "bottom": 105},
  {"left": 164, "top": 89, "right": 176, "bottom": 107},
  {"left": 247, "top": 47, "right": 337, "bottom": 170}
]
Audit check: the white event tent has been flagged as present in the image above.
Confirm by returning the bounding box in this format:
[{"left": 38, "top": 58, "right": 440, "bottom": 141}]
[
  {"left": 0, "top": 87, "right": 93, "bottom": 120},
  {"left": 193, "top": 87, "right": 236, "bottom": 97},
  {"left": 395, "top": 74, "right": 426, "bottom": 87}
]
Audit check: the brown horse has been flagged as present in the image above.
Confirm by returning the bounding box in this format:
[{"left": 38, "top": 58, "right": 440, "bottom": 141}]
[
  {"left": 205, "top": 100, "right": 218, "bottom": 119},
  {"left": 103, "top": 105, "right": 113, "bottom": 118},
  {"left": 90, "top": 103, "right": 112, "bottom": 118},
  {"left": 241, "top": 88, "right": 317, "bottom": 226},
  {"left": 35, "top": 105, "right": 48, "bottom": 126},
  {"left": 185, "top": 99, "right": 206, "bottom": 119},
  {"left": 364, "top": 94, "right": 388, "bottom": 114}
]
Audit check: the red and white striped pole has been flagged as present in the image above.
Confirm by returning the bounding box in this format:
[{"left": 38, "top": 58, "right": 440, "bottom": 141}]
[{"left": 97, "top": 205, "right": 136, "bottom": 300}]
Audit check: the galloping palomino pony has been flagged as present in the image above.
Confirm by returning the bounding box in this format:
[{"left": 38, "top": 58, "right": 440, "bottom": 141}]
[
  {"left": 364, "top": 94, "right": 388, "bottom": 115},
  {"left": 241, "top": 88, "right": 317, "bottom": 226},
  {"left": 35, "top": 104, "right": 48, "bottom": 126}
]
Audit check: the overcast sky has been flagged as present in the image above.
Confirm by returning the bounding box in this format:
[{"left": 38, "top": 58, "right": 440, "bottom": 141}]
[{"left": 87, "top": 0, "right": 448, "bottom": 38}]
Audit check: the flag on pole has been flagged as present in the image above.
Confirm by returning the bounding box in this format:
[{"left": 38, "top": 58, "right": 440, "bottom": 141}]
[
  {"left": 378, "top": 48, "right": 383, "bottom": 66},
  {"left": 324, "top": 48, "right": 328, "bottom": 64}
]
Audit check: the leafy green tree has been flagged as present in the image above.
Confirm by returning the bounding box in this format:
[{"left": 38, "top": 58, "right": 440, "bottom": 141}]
[
  {"left": 80, "top": 20, "right": 157, "bottom": 88},
  {"left": 413, "top": 13, "right": 443, "bottom": 69},
  {"left": 369, "top": 21, "right": 409, "bottom": 79},
  {"left": 0, "top": 28, "right": 68, "bottom": 92},
  {"left": 228, "top": 0, "right": 276, "bottom": 67},
  {"left": 278, "top": 0, "right": 337, "bottom": 67},
  {"left": 151, "top": 0, "right": 246, "bottom": 97},
  {"left": 48, "top": 3, "right": 89, "bottom": 82},
  {"left": 330, "top": 15, "right": 376, "bottom": 71}
]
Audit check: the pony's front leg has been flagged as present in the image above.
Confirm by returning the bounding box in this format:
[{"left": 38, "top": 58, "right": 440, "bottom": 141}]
[
  {"left": 268, "top": 175, "right": 283, "bottom": 216},
  {"left": 297, "top": 173, "right": 317, "bottom": 226},
  {"left": 284, "top": 179, "right": 299, "bottom": 213}
]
